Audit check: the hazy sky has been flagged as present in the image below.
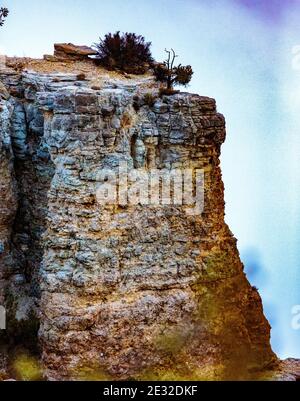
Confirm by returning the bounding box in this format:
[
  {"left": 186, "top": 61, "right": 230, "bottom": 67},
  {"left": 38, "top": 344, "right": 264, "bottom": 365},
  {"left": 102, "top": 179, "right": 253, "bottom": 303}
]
[{"left": 1, "top": 0, "right": 300, "bottom": 358}]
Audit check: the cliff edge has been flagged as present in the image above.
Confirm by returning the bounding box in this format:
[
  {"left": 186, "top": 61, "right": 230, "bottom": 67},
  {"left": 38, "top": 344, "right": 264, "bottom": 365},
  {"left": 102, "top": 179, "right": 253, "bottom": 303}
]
[{"left": 0, "top": 56, "right": 299, "bottom": 380}]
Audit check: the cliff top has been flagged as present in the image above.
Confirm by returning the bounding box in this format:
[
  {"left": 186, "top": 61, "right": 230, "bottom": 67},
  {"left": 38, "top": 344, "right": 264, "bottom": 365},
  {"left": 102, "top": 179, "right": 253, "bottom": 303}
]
[{"left": 2, "top": 56, "right": 157, "bottom": 91}]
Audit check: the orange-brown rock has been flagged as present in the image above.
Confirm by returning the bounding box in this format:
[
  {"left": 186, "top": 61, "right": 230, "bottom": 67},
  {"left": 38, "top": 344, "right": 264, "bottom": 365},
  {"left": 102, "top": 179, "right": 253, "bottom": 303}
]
[{"left": 53, "top": 43, "right": 97, "bottom": 61}]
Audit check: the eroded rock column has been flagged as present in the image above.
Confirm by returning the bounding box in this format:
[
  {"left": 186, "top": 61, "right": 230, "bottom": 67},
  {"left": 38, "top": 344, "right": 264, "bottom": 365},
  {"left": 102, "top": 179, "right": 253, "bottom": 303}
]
[{"left": 38, "top": 87, "right": 276, "bottom": 380}]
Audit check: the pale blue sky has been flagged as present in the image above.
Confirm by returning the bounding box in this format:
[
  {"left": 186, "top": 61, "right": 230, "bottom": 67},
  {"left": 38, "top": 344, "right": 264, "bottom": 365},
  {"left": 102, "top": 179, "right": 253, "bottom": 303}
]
[{"left": 1, "top": 0, "right": 300, "bottom": 358}]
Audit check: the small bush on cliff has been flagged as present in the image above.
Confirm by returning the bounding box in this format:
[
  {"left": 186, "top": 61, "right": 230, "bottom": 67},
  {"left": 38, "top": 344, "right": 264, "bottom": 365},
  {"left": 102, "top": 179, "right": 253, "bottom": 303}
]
[
  {"left": 143, "top": 92, "right": 156, "bottom": 107},
  {"left": 76, "top": 73, "right": 86, "bottom": 81},
  {"left": 0, "top": 7, "right": 9, "bottom": 26},
  {"left": 132, "top": 92, "right": 157, "bottom": 112},
  {"left": 94, "top": 31, "right": 153, "bottom": 74},
  {"left": 153, "top": 49, "right": 193, "bottom": 94}
]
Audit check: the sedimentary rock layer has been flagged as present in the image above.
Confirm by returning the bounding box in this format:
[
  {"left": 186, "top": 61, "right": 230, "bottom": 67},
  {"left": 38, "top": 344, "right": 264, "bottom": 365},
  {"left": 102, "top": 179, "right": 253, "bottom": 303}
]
[{"left": 0, "top": 60, "right": 278, "bottom": 380}]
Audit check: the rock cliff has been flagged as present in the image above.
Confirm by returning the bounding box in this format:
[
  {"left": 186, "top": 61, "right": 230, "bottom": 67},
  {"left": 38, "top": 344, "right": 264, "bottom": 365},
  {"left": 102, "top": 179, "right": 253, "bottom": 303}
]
[{"left": 0, "top": 56, "right": 298, "bottom": 380}]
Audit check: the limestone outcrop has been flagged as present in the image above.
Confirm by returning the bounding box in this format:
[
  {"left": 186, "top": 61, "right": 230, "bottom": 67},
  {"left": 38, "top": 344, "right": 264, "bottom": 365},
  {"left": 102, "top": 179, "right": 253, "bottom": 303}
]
[
  {"left": 0, "top": 56, "right": 298, "bottom": 381},
  {"left": 51, "top": 43, "right": 97, "bottom": 61}
]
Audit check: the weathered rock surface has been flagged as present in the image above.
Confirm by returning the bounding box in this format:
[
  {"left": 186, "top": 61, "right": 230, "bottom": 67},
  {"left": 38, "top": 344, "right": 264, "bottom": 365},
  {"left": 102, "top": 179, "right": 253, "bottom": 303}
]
[
  {"left": 267, "top": 359, "right": 300, "bottom": 381},
  {"left": 0, "top": 56, "right": 297, "bottom": 381},
  {"left": 53, "top": 43, "right": 97, "bottom": 61}
]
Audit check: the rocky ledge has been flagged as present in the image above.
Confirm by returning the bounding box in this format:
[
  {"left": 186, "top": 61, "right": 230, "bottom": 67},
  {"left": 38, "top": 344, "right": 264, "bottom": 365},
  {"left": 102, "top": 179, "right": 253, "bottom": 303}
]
[
  {"left": 0, "top": 56, "right": 299, "bottom": 381},
  {"left": 44, "top": 43, "right": 98, "bottom": 62}
]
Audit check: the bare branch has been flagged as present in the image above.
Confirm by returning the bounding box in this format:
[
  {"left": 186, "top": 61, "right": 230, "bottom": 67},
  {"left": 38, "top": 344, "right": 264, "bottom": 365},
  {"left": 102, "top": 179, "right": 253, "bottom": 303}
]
[
  {"left": 164, "top": 48, "right": 171, "bottom": 69},
  {"left": 170, "top": 48, "right": 178, "bottom": 70}
]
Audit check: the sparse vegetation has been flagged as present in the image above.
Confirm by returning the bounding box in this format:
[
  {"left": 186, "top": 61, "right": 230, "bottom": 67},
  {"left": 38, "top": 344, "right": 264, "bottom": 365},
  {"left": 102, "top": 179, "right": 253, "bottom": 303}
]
[
  {"left": 76, "top": 73, "right": 86, "bottom": 81},
  {"left": 153, "top": 49, "right": 193, "bottom": 94},
  {"left": 159, "top": 87, "right": 179, "bottom": 97},
  {"left": 143, "top": 92, "right": 156, "bottom": 107},
  {"left": 0, "top": 6, "right": 8, "bottom": 26},
  {"left": 132, "top": 92, "right": 157, "bottom": 112},
  {"left": 94, "top": 31, "right": 153, "bottom": 74}
]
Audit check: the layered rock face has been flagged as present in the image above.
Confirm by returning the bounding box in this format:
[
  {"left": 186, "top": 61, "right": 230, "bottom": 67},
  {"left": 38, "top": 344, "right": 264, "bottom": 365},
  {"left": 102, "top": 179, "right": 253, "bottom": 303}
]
[
  {"left": 0, "top": 82, "right": 17, "bottom": 310},
  {"left": 0, "top": 59, "right": 278, "bottom": 380}
]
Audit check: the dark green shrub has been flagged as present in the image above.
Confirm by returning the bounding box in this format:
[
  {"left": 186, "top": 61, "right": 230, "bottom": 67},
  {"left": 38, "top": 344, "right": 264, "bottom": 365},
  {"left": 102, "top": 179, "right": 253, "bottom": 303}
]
[
  {"left": 94, "top": 31, "right": 153, "bottom": 74},
  {"left": 152, "top": 63, "right": 169, "bottom": 83},
  {"left": 153, "top": 49, "right": 193, "bottom": 91},
  {"left": 173, "top": 65, "right": 194, "bottom": 86}
]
